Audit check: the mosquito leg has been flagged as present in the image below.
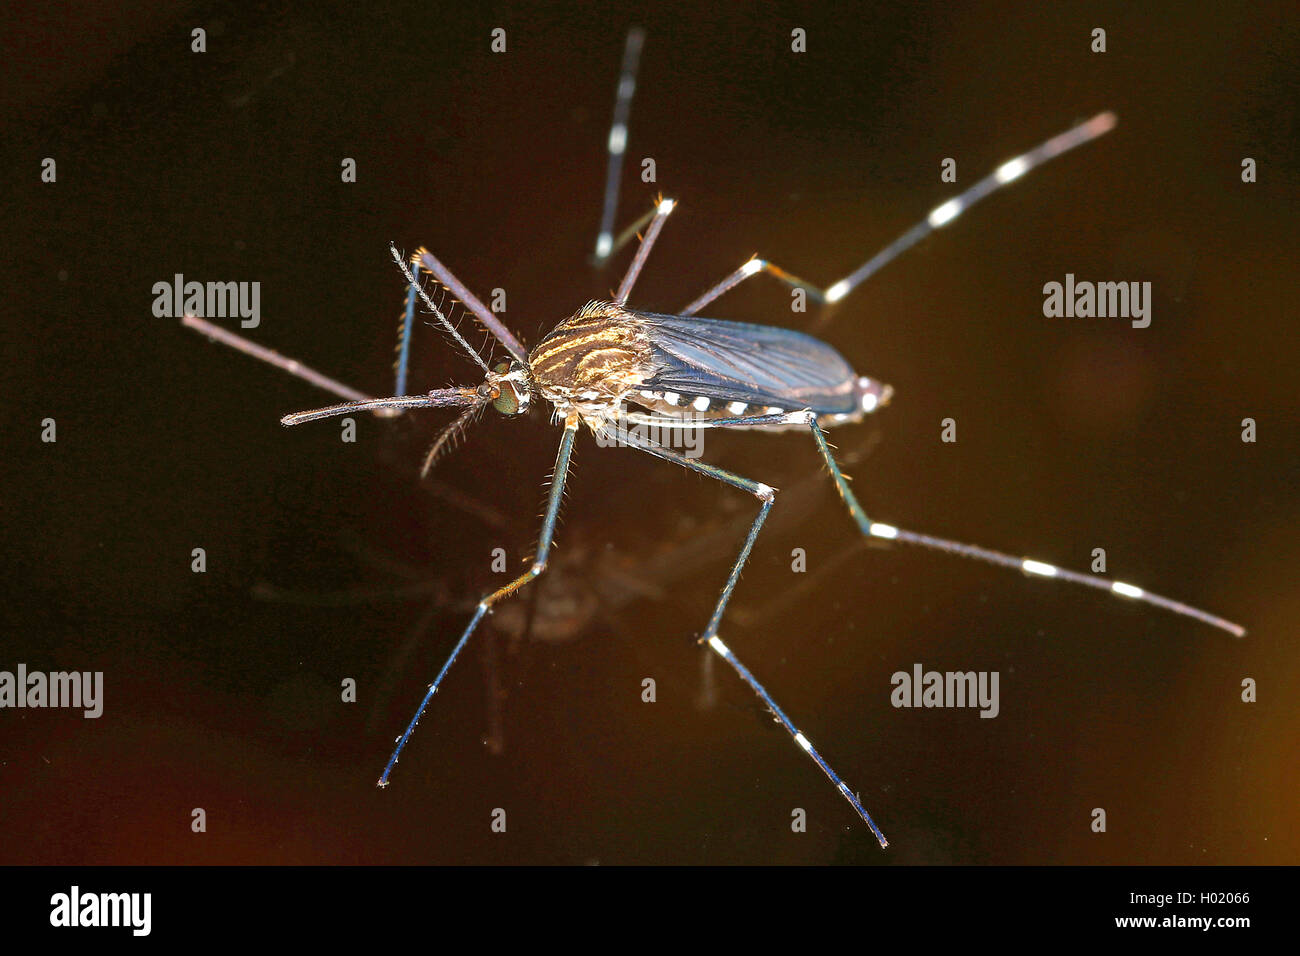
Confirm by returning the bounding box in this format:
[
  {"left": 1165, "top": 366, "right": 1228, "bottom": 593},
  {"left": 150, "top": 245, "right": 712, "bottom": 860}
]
[
  {"left": 805, "top": 418, "right": 1245, "bottom": 637},
  {"left": 369, "top": 597, "right": 443, "bottom": 735},
  {"left": 181, "top": 314, "right": 391, "bottom": 409},
  {"left": 594, "top": 26, "right": 646, "bottom": 262},
  {"left": 731, "top": 537, "right": 871, "bottom": 629},
  {"left": 601, "top": 204, "right": 659, "bottom": 264},
  {"left": 611, "top": 422, "right": 888, "bottom": 846},
  {"left": 821, "top": 112, "right": 1116, "bottom": 305},
  {"left": 395, "top": 252, "right": 421, "bottom": 396},
  {"left": 411, "top": 247, "right": 529, "bottom": 364},
  {"left": 681, "top": 257, "right": 826, "bottom": 315},
  {"left": 392, "top": 246, "right": 500, "bottom": 371},
  {"left": 615, "top": 197, "right": 675, "bottom": 305},
  {"left": 681, "top": 113, "right": 1117, "bottom": 316},
  {"left": 184, "top": 256, "right": 425, "bottom": 419},
  {"left": 377, "top": 415, "right": 581, "bottom": 786}
]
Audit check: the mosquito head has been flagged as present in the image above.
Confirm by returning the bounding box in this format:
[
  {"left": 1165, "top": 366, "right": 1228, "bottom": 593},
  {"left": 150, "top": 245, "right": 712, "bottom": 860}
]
[{"left": 477, "top": 361, "right": 533, "bottom": 417}]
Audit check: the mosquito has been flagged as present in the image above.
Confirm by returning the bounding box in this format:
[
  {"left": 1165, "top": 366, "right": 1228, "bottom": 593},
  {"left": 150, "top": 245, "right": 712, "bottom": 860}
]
[{"left": 184, "top": 30, "right": 1244, "bottom": 849}]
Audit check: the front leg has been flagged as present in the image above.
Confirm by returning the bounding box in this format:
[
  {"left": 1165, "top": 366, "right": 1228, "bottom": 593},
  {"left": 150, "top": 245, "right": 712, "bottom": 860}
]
[{"left": 377, "top": 414, "right": 581, "bottom": 786}]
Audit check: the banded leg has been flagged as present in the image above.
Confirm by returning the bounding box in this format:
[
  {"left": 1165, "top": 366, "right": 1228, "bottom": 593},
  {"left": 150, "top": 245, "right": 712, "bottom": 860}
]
[
  {"left": 181, "top": 315, "right": 393, "bottom": 411},
  {"left": 682, "top": 257, "right": 826, "bottom": 316},
  {"left": 377, "top": 414, "right": 581, "bottom": 786},
  {"left": 806, "top": 418, "right": 1245, "bottom": 638},
  {"left": 611, "top": 421, "right": 888, "bottom": 847},
  {"left": 614, "top": 197, "right": 675, "bottom": 304},
  {"left": 395, "top": 252, "right": 421, "bottom": 396},
  {"left": 598, "top": 204, "right": 659, "bottom": 265},
  {"left": 682, "top": 112, "right": 1117, "bottom": 316},
  {"left": 185, "top": 247, "right": 492, "bottom": 409},
  {"left": 413, "top": 248, "right": 529, "bottom": 364},
  {"left": 594, "top": 26, "right": 646, "bottom": 262}
]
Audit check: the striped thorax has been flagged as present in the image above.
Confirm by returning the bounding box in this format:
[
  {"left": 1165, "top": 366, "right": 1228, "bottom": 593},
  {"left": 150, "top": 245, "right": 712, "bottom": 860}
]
[{"left": 528, "top": 301, "right": 657, "bottom": 429}]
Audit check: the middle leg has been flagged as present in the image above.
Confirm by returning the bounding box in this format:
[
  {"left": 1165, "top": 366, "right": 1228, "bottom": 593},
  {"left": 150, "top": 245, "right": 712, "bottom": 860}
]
[
  {"left": 610, "top": 421, "right": 888, "bottom": 846},
  {"left": 377, "top": 413, "right": 581, "bottom": 786}
]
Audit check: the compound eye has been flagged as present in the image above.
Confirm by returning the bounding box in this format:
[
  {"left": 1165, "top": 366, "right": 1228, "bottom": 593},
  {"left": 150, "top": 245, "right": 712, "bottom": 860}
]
[{"left": 492, "top": 382, "right": 522, "bottom": 415}]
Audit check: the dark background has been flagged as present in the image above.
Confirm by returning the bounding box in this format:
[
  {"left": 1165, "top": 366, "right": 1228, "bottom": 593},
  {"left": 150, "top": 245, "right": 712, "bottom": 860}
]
[{"left": 3, "top": 1, "right": 1296, "bottom": 864}]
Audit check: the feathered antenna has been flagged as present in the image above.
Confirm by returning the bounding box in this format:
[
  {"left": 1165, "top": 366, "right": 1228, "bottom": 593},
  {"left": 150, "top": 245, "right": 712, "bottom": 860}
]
[
  {"left": 420, "top": 401, "right": 488, "bottom": 477},
  {"left": 410, "top": 247, "right": 530, "bottom": 364},
  {"left": 390, "top": 244, "right": 493, "bottom": 375}
]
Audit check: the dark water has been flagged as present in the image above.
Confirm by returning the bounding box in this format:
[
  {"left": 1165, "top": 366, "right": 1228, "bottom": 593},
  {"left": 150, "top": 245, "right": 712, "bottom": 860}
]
[{"left": 5, "top": 1, "right": 1296, "bottom": 864}]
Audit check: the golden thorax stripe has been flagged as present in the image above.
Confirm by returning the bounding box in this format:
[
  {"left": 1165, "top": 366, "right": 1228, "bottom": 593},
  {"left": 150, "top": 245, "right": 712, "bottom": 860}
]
[
  {"left": 531, "top": 326, "right": 633, "bottom": 365},
  {"left": 575, "top": 347, "right": 638, "bottom": 375}
]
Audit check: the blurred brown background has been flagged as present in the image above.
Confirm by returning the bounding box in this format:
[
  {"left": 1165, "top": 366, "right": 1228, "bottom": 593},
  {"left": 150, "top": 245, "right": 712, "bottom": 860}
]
[{"left": 2, "top": 0, "right": 1296, "bottom": 864}]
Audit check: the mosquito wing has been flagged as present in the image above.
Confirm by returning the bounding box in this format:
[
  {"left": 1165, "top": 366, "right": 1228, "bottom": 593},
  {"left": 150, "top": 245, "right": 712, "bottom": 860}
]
[{"left": 640, "top": 311, "right": 860, "bottom": 415}]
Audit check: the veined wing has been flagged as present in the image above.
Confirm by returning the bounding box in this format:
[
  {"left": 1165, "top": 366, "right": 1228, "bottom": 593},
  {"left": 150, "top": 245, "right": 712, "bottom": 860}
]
[{"left": 640, "top": 311, "right": 860, "bottom": 415}]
